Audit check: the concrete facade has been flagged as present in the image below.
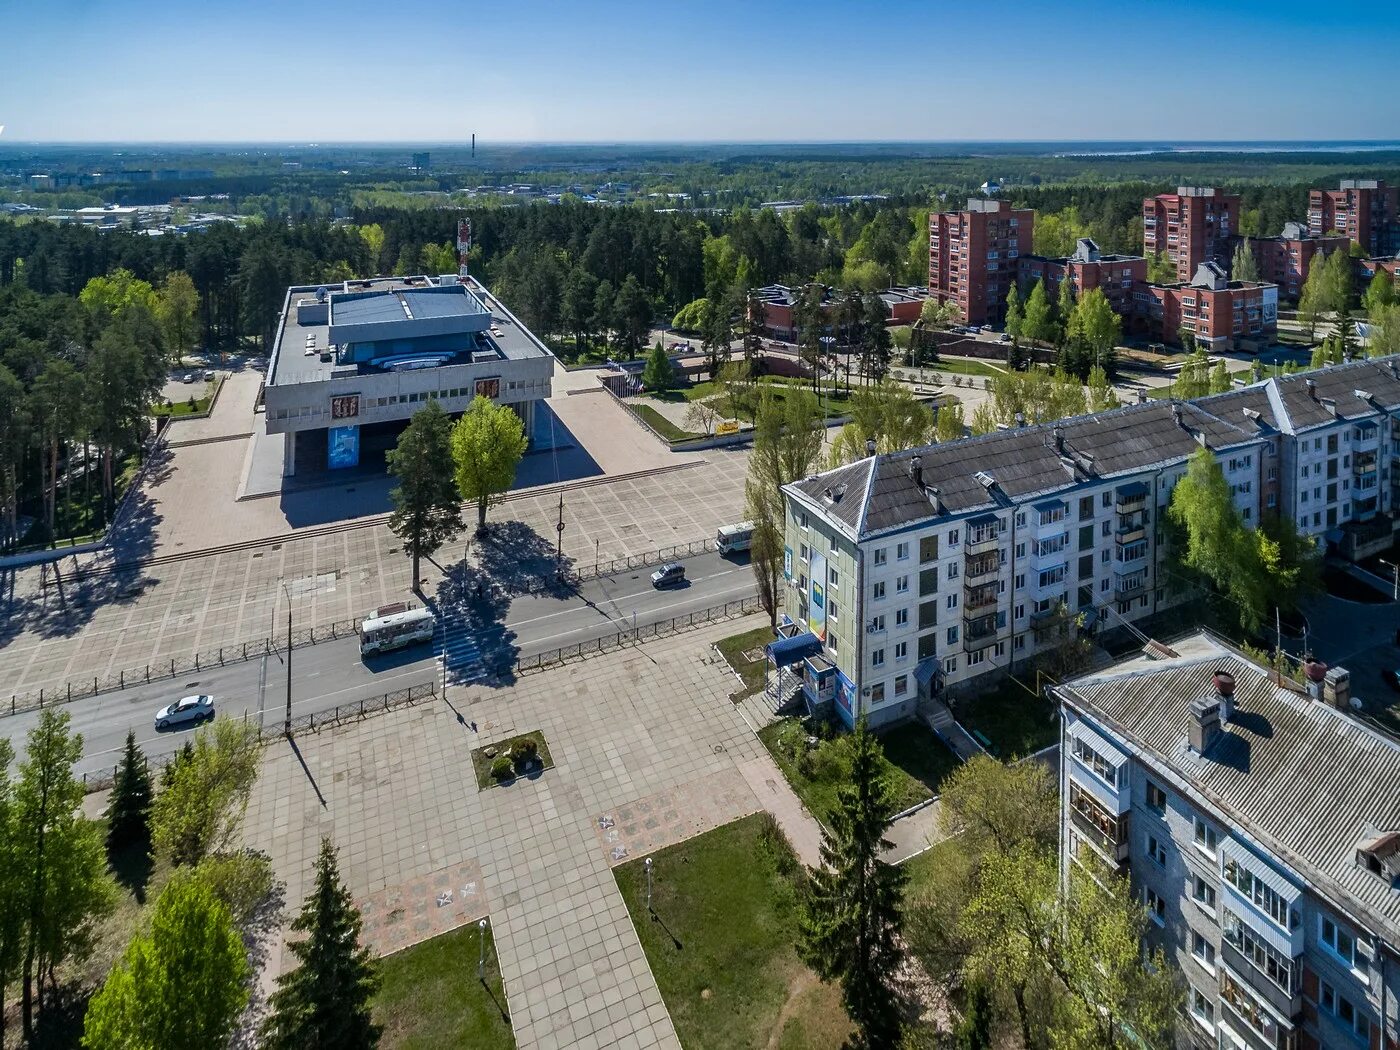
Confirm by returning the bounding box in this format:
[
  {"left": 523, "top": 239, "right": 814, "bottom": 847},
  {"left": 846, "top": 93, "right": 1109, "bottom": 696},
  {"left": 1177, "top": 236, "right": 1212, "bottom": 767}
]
[{"left": 1052, "top": 633, "right": 1400, "bottom": 1050}]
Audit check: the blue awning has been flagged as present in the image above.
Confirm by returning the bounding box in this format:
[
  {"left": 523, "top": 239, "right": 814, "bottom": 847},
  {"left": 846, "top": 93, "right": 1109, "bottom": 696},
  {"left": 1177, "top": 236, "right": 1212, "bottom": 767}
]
[
  {"left": 1116, "top": 481, "right": 1150, "bottom": 499},
  {"left": 914, "top": 657, "right": 940, "bottom": 686},
  {"left": 1033, "top": 499, "right": 1066, "bottom": 514},
  {"left": 766, "top": 631, "right": 822, "bottom": 667},
  {"left": 967, "top": 512, "right": 1000, "bottom": 527}
]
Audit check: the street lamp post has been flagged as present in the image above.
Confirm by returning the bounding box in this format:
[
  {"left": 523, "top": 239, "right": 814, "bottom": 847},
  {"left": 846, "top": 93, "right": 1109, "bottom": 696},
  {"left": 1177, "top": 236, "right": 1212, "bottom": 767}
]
[
  {"left": 477, "top": 917, "right": 488, "bottom": 980},
  {"left": 282, "top": 581, "right": 293, "bottom": 737},
  {"left": 645, "top": 856, "right": 653, "bottom": 914}
]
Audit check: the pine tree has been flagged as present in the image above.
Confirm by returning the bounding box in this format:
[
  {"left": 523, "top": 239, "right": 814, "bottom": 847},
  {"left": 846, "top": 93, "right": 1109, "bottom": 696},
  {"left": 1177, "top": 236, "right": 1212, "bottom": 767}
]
[
  {"left": 104, "top": 731, "right": 152, "bottom": 858},
  {"left": 641, "top": 343, "right": 676, "bottom": 392},
  {"left": 799, "top": 718, "right": 906, "bottom": 1048},
  {"left": 386, "top": 400, "right": 462, "bottom": 591},
  {"left": 262, "top": 839, "right": 381, "bottom": 1050}
]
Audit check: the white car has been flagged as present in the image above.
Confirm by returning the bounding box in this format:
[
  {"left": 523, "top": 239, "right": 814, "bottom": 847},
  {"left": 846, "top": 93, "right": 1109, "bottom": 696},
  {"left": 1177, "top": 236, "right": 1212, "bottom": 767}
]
[{"left": 154, "top": 694, "right": 214, "bottom": 730}]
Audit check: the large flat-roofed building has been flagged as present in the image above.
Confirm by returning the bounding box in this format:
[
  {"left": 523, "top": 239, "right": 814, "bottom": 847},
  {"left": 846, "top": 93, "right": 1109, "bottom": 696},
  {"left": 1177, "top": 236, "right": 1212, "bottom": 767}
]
[
  {"left": 264, "top": 274, "right": 553, "bottom": 476},
  {"left": 1051, "top": 633, "right": 1400, "bottom": 1050}
]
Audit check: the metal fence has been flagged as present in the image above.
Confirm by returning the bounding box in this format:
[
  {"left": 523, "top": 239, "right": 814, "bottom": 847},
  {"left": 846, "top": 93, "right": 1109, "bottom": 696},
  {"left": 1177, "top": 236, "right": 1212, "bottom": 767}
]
[
  {"left": 79, "top": 682, "right": 438, "bottom": 793},
  {"left": 5, "top": 616, "right": 362, "bottom": 720},
  {"left": 516, "top": 596, "right": 763, "bottom": 673},
  {"left": 575, "top": 537, "right": 717, "bottom": 582}
]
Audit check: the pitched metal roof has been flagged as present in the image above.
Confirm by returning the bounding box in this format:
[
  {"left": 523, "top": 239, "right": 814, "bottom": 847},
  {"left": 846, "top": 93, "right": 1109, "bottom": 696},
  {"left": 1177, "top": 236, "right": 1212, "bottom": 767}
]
[{"left": 1054, "top": 632, "right": 1400, "bottom": 937}]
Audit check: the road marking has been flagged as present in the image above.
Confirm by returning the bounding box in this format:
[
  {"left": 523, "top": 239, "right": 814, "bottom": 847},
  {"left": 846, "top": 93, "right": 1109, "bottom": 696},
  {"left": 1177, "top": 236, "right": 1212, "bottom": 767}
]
[
  {"left": 506, "top": 568, "right": 741, "bottom": 630},
  {"left": 526, "top": 588, "right": 755, "bottom": 647}
]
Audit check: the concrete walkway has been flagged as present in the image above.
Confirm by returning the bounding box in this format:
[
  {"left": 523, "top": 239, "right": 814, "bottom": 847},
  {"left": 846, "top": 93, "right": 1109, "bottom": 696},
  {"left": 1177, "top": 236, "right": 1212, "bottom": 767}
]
[{"left": 241, "top": 615, "right": 825, "bottom": 1050}]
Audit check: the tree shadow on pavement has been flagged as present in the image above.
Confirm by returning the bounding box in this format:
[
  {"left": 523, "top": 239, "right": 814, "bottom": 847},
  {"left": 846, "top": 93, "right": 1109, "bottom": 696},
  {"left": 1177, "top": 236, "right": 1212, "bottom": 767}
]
[
  {"left": 430, "top": 559, "right": 520, "bottom": 689},
  {"left": 470, "top": 519, "right": 577, "bottom": 598}
]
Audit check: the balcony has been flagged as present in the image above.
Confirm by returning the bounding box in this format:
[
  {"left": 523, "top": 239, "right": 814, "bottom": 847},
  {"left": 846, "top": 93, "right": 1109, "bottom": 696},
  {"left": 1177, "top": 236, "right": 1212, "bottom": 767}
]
[
  {"left": 1114, "top": 482, "right": 1148, "bottom": 514},
  {"left": 1354, "top": 450, "right": 1379, "bottom": 476},
  {"left": 1219, "top": 968, "right": 1297, "bottom": 1050},
  {"left": 1030, "top": 536, "right": 1069, "bottom": 565},
  {"left": 965, "top": 530, "right": 999, "bottom": 557},
  {"left": 1068, "top": 780, "right": 1130, "bottom": 868},
  {"left": 1115, "top": 515, "right": 1147, "bottom": 546},
  {"left": 1115, "top": 540, "right": 1148, "bottom": 569},
  {"left": 1218, "top": 937, "right": 1303, "bottom": 1024},
  {"left": 964, "top": 552, "right": 1000, "bottom": 585},
  {"left": 963, "top": 581, "right": 999, "bottom": 614},
  {"left": 1113, "top": 570, "right": 1148, "bottom": 601},
  {"left": 963, "top": 612, "right": 1007, "bottom": 654}
]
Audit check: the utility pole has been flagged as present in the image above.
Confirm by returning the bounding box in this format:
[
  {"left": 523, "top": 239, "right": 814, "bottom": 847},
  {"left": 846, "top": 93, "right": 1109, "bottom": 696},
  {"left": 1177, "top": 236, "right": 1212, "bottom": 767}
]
[
  {"left": 555, "top": 490, "right": 565, "bottom": 564},
  {"left": 283, "top": 582, "right": 293, "bottom": 737}
]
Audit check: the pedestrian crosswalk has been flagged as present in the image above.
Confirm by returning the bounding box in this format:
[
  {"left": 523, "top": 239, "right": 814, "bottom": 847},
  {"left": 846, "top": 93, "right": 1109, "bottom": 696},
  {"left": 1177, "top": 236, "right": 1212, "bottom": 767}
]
[{"left": 434, "top": 615, "right": 491, "bottom": 686}]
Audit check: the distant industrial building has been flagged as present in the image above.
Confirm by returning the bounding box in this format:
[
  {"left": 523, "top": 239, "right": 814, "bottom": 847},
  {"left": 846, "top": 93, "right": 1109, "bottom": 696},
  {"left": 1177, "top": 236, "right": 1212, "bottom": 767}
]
[
  {"left": 1143, "top": 187, "right": 1240, "bottom": 284},
  {"left": 263, "top": 274, "right": 553, "bottom": 477},
  {"left": 1309, "top": 178, "right": 1399, "bottom": 257}
]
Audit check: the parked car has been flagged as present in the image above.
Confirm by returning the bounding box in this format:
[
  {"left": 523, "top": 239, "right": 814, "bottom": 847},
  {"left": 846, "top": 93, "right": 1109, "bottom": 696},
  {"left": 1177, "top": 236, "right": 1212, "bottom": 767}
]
[
  {"left": 650, "top": 563, "right": 686, "bottom": 588},
  {"left": 154, "top": 694, "right": 215, "bottom": 730},
  {"left": 203, "top": 370, "right": 215, "bottom": 381},
  {"left": 181, "top": 373, "right": 195, "bottom": 383},
  {"left": 999, "top": 333, "right": 1011, "bottom": 343}
]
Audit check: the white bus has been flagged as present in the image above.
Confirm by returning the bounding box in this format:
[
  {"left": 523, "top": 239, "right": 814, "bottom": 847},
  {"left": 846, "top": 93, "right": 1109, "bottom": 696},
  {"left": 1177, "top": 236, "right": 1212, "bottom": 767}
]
[
  {"left": 716, "top": 521, "right": 755, "bottom": 555},
  {"left": 359, "top": 607, "right": 436, "bottom": 657}
]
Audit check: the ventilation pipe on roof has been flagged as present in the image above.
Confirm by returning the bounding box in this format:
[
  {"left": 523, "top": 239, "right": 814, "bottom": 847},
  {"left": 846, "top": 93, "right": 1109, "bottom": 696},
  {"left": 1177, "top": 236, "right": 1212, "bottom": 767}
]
[
  {"left": 926, "top": 485, "right": 942, "bottom": 515},
  {"left": 1306, "top": 378, "right": 1318, "bottom": 400},
  {"left": 1171, "top": 404, "right": 1184, "bottom": 428},
  {"left": 1137, "top": 388, "right": 1149, "bottom": 404},
  {"left": 1188, "top": 695, "right": 1223, "bottom": 754},
  {"left": 1014, "top": 412, "right": 1026, "bottom": 428},
  {"left": 1213, "top": 669, "right": 1236, "bottom": 721},
  {"left": 1053, "top": 427, "right": 1065, "bottom": 453},
  {"left": 865, "top": 437, "right": 877, "bottom": 457}
]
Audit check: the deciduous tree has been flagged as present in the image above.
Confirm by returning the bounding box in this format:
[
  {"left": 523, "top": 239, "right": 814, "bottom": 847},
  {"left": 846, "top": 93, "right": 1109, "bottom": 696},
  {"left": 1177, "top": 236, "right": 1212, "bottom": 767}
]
[
  {"left": 1021, "top": 279, "right": 1054, "bottom": 347},
  {"left": 151, "top": 717, "right": 263, "bottom": 868},
  {"left": 386, "top": 401, "right": 462, "bottom": 591},
  {"left": 1230, "top": 239, "right": 1260, "bottom": 283},
  {"left": 450, "top": 395, "right": 528, "bottom": 535},
  {"left": 155, "top": 271, "right": 201, "bottom": 364},
  {"left": 83, "top": 873, "right": 249, "bottom": 1050}
]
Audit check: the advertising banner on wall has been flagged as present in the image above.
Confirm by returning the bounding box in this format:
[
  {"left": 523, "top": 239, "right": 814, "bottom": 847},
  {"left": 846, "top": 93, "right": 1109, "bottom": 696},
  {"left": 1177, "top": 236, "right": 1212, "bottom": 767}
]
[
  {"left": 807, "top": 551, "right": 827, "bottom": 641},
  {"left": 835, "top": 670, "right": 856, "bottom": 724},
  {"left": 1261, "top": 286, "right": 1278, "bottom": 326},
  {"left": 783, "top": 546, "right": 792, "bottom": 581},
  {"left": 327, "top": 425, "right": 360, "bottom": 470},
  {"left": 475, "top": 377, "right": 501, "bottom": 399}
]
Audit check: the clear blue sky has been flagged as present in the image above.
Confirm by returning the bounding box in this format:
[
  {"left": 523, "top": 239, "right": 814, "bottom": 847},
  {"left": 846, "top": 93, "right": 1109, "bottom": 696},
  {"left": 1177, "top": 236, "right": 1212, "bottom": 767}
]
[{"left": 3, "top": 0, "right": 1397, "bottom": 143}]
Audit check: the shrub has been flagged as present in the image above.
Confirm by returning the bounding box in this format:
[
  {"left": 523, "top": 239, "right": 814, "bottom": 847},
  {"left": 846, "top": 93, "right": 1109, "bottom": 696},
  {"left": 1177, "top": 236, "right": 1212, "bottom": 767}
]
[
  {"left": 513, "top": 738, "right": 539, "bottom": 770},
  {"left": 490, "top": 756, "right": 513, "bottom": 781}
]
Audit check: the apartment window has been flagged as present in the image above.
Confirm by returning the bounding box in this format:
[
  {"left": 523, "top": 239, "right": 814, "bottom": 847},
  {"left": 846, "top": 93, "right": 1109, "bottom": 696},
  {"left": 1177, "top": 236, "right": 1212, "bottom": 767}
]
[
  {"left": 1191, "top": 930, "right": 1216, "bottom": 972},
  {"left": 829, "top": 567, "right": 839, "bottom": 586},
  {"left": 1014, "top": 573, "right": 1025, "bottom": 590},
  {"left": 873, "top": 581, "right": 886, "bottom": 601},
  {"left": 947, "top": 529, "right": 960, "bottom": 547},
  {"left": 947, "top": 626, "right": 959, "bottom": 644},
  {"left": 1147, "top": 835, "right": 1167, "bottom": 866},
  {"left": 1189, "top": 987, "right": 1214, "bottom": 1030},
  {"left": 968, "top": 649, "right": 985, "bottom": 667},
  {"left": 895, "top": 608, "right": 909, "bottom": 628},
  {"left": 1320, "top": 915, "right": 1358, "bottom": 970},
  {"left": 1192, "top": 817, "right": 1218, "bottom": 857},
  {"left": 896, "top": 541, "right": 910, "bottom": 561},
  {"left": 1078, "top": 495, "right": 1095, "bottom": 519},
  {"left": 799, "top": 543, "right": 809, "bottom": 563},
  {"left": 1192, "top": 876, "right": 1216, "bottom": 914},
  {"left": 800, "top": 512, "right": 809, "bottom": 529},
  {"left": 1101, "top": 520, "right": 1111, "bottom": 536},
  {"left": 894, "top": 641, "right": 908, "bottom": 661},
  {"left": 894, "top": 674, "right": 908, "bottom": 697},
  {"left": 873, "top": 548, "right": 887, "bottom": 567},
  {"left": 829, "top": 600, "right": 839, "bottom": 622},
  {"left": 871, "top": 648, "right": 885, "bottom": 668},
  {"left": 870, "top": 614, "right": 885, "bottom": 633},
  {"left": 1016, "top": 542, "right": 1026, "bottom": 558},
  {"left": 1320, "top": 980, "right": 1371, "bottom": 1043},
  {"left": 948, "top": 562, "right": 959, "bottom": 580},
  {"left": 1146, "top": 781, "right": 1167, "bottom": 813},
  {"left": 895, "top": 575, "right": 909, "bottom": 594},
  {"left": 946, "top": 593, "right": 958, "bottom": 610},
  {"left": 870, "top": 682, "right": 885, "bottom": 703},
  {"left": 1144, "top": 887, "right": 1166, "bottom": 926}
]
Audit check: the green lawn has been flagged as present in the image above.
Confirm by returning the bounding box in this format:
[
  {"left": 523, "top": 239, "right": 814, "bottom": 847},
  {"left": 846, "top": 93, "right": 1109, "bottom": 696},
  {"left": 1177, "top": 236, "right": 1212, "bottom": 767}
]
[
  {"left": 615, "top": 814, "right": 852, "bottom": 1050},
  {"left": 643, "top": 376, "right": 853, "bottom": 422},
  {"left": 956, "top": 677, "right": 1060, "bottom": 759},
  {"left": 374, "top": 923, "right": 515, "bottom": 1050},
  {"left": 899, "top": 837, "right": 962, "bottom": 898},
  {"left": 630, "top": 403, "right": 700, "bottom": 442},
  {"left": 924, "top": 357, "right": 1008, "bottom": 378},
  {"left": 470, "top": 730, "right": 553, "bottom": 789},
  {"left": 715, "top": 623, "right": 775, "bottom": 698},
  {"left": 760, "top": 717, "right": 961, "bottom": 822}
]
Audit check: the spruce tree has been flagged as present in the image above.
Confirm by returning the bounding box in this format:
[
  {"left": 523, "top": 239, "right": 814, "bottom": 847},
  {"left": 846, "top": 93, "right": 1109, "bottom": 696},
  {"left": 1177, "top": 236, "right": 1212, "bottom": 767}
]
[
  {"left": 104, "top": 731, "right": 152, "bottom": 857},
  {"left": 262, "top": 838, "right": 381, "bottom": 1050},
  {"left": 386, "top": 400, "right": 462, "bottom": 591},
  {"left": 799, "top": 717, "right": 906, "bottom": 1048}
]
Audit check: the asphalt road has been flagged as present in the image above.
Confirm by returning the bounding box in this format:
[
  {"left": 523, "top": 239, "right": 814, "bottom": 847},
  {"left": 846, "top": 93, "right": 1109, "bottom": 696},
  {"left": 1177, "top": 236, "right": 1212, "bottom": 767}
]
[{"left": 3, "top": 550, "right": 759, "bottom": 782}]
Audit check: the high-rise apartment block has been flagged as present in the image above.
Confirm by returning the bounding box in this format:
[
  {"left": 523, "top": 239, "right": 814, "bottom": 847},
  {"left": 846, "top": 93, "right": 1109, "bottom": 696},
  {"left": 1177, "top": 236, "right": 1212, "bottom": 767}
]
[
  {"left": 928, "top": 199, "right": 1034, "bottom": 326},
  {"left": 1143, "top": 187, "right": 1241, "bottom": 283},
  {"left": 1052, "top": 633, "right": 1400, "bottom": 1050},
  {"left": 1309, "top": 179, "right": 1399, "bottom": 257},
  {"left": 778, "top": 356, "right": 1400, "bottom": 726}
]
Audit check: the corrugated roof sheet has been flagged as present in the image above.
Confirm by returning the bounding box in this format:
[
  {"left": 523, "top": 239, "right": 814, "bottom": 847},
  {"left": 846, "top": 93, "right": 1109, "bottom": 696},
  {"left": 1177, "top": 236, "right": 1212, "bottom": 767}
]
[{"left": 1056, "top": 633, "right": 1400, "bottom": 937}]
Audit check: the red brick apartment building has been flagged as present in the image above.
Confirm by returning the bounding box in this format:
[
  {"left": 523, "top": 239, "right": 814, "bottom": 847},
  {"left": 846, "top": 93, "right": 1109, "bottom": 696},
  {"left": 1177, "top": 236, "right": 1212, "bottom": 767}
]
[
  {"left": 1142, "top": 186, "right": 1240, "bottom": 283},
  {"left": 1249, "top": 221, "right": 1349, "bottom": 300},
  {"left": 1132, "top": 262, "right": 1278, "bottom": 349},
  {"left": 1309, "top": 179, "right": 1399, "bottom": 256},
  {"left": 1363, "top": 256, "right": 1400, "bottom": 284},
  {"left": 1017, "top": 238, "right": 1147, "bottom": 313},
  {"left": 928, "top": 199, "right": 1034, "bottom": 326}
]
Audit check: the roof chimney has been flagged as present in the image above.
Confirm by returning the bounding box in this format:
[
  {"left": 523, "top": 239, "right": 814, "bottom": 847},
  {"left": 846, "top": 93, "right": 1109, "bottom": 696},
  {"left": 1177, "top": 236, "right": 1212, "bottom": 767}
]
[
  {"left": 1137, "top": 388, "right": 1149, "bottom": 404},
  {"left": 1171, "top": 404, "right": 1184, "bottom": 428},
  {"left": 1014, "top": 412, "right": 1026, "bottom": 428},
  {"left": 1053, "top": 427, "right": 1065, "bottom": 453},
  {"left": 926, "top": 484, "right": 942, "bottom": 515},
  {"left": 1303, "top": 653, "right": 1328, "bottom": 701},
  {"left": 1306, "top": 378, "right": 1318, "bottom": 399},
  {"left": 908, "top": 455, "right": 924, "bottom": 489},
  {"left": 1188, "top": 695, "right": 1223, "bottom": 754},
  {"left": 1213, "top": 669, "right": 1236, "bottom": 721},
  {"left": 865, "top": 437, "right": 877, "bottom": 457}
]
